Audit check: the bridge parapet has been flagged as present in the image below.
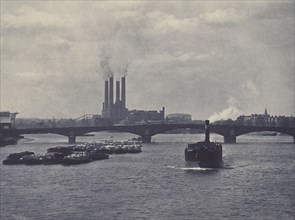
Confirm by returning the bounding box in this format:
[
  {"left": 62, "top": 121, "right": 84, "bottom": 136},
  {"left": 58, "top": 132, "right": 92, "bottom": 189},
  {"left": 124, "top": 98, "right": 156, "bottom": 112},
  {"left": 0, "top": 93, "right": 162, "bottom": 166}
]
[{"left": 14, "top": 124, "right": 295, "bottom": 144}]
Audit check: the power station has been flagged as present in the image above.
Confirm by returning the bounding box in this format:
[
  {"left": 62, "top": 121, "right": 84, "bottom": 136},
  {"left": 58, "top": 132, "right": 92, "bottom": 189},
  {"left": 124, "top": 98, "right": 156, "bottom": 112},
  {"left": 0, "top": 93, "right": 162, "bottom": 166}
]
[
  {"left": 102, "top": 76, "right": 128, "bottom": 123},
  {"left": 101, "top": 76, "right": 164, "bottom": 124}
]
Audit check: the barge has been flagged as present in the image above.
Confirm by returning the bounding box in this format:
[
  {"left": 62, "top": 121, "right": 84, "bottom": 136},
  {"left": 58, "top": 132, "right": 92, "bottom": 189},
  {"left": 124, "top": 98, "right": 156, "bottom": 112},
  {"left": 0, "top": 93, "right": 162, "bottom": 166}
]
[
  {"left": 2, "top": 151, "right": 34, "bottom": 165},
  {"left": 3, "top": 138, "right": 141, "bottom": 165}
]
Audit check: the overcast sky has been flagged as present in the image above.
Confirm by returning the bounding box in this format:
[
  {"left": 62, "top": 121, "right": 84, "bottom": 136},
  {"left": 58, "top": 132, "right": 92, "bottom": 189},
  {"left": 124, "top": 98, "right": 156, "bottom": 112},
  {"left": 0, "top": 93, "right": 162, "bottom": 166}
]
[{"left": 1, "top": 1, "right": 294, "bottom": 120}]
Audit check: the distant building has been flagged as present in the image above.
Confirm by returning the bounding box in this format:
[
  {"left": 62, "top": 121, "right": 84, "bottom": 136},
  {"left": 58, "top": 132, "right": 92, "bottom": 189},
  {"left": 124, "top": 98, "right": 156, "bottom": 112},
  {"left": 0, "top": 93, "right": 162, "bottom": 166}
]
[
  {"left": 0, "top": 111, "right": 18, "bottom": 129},
  {"left": 127, "top": 107, "right": 165, "bottom": 124},
  {"left": 0, "top": 112, "right": 18, "bottom": 146},
  {"left": 236, "top": 108, "right": 294, "bottom": 127},
  {"left": 166, "top": 113, "right": 192, "bottom": 124}
]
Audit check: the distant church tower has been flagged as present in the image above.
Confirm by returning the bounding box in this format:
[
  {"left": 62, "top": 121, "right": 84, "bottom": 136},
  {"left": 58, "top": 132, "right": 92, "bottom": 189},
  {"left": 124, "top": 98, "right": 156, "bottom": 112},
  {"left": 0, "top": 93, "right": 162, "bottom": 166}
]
[{"left": 264, "top": 108, "right": 268, "bottom": 115}]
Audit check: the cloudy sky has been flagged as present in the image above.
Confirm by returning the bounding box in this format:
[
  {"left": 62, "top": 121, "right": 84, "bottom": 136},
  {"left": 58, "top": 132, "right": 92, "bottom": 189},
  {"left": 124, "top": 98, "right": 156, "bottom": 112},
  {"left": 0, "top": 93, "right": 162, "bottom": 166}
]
[{"left": 1, "top": 1, "right": 294, "bottom": 120}]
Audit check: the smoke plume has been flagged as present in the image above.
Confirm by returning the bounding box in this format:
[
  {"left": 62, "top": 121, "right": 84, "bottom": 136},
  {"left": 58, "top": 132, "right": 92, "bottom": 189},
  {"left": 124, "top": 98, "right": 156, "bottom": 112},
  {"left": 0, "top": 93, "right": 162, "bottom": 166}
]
[
  {"left": 99, "top": 47, "right": 130, "bottom": 79},
  {"left": 100, "top": 52, "right": 114, "bottom": 79},
  {"left": 122, "top": 62, "right": 129, "bottom": 77},
  {"left": 99, "top": 23, "right": 133, "bottom": 79}
]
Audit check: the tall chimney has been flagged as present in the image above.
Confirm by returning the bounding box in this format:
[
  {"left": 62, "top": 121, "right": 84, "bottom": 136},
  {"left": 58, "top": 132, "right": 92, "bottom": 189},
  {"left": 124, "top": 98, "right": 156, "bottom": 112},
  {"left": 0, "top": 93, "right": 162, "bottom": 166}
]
[
  {"left": 109, "top": 77, "right": 114, "bottom": 108},
  {"left": 104, "top": 80, "right": 109, "bottom": 110},
  {"left": 116, "top": 81, "right": 120, "bottom": 103},
  {"left": 121, "top": 77, "right": 126, "bottom": 108}
]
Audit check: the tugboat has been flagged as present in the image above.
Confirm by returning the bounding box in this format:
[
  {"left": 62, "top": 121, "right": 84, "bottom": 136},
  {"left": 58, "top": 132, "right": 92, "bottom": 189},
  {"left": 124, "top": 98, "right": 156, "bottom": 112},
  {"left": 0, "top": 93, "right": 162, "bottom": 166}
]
[{"left": 185, "top": 120, "right": 222, "bottom": 168}]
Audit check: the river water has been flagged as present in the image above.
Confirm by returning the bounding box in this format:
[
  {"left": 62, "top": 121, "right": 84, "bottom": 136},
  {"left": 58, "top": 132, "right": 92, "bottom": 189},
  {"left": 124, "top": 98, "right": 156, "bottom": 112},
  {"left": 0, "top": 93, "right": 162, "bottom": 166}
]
[{"left": 0, "top": 132, "right": 294, "bottom": 220}]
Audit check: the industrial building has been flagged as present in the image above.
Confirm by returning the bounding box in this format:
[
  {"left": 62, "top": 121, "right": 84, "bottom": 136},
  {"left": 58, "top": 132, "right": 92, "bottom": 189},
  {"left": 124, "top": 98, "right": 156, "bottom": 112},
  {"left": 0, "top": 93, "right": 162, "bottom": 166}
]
[{"left": 101, "top": 76, "right": 165, "bottom": 124}]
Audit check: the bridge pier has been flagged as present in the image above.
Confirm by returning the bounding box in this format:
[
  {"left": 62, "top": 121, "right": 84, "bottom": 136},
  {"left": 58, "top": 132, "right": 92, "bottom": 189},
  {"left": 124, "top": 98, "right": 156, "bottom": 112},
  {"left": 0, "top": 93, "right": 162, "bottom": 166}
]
[
  {"left": 68, "top": 135, "right": 76, "bottom": 144},
  {"left": 141, "top": 135, "right": 151, "bottom": 143},
  {"left": 68, "top": 130, "right": 77, "bottom": 144},
  {"left": 224, "top": 135, "right": 236, "bottom": 143}
]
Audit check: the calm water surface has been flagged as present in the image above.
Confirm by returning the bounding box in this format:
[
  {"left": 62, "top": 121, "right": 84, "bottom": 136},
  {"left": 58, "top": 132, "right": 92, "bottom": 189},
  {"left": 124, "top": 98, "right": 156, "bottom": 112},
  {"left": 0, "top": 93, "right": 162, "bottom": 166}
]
[{"left": 0, "top": 133, "right": 294, "bottom": 220}]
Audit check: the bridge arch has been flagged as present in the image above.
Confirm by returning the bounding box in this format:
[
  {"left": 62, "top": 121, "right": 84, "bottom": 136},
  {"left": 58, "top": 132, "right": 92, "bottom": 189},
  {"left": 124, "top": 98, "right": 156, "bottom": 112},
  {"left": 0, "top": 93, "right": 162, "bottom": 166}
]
[{"left": 235, "top": 131, "right": 295, "bottom": 142}]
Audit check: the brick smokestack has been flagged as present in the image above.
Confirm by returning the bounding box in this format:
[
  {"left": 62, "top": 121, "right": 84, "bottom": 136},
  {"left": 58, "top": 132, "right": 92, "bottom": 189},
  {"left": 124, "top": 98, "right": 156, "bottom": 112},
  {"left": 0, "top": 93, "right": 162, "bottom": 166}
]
[
  {"left": 104, "top": 80, "right": 109, "bottom": 110},
  {"left": 121, "top": 77, "right": 126, "bottom": 108},
  {"left": 116, "top": 80, "right": 120, "bottom": 103},
  {"left": 109, "top": 77, "right": 114, "bottom": 108}
]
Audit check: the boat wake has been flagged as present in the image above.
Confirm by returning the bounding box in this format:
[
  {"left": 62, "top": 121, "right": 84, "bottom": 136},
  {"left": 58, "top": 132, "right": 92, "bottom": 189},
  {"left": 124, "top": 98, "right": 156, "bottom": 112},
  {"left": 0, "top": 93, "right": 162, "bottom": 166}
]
[{"left": 166, "top": 165, "right": 214, "bottom": 171}]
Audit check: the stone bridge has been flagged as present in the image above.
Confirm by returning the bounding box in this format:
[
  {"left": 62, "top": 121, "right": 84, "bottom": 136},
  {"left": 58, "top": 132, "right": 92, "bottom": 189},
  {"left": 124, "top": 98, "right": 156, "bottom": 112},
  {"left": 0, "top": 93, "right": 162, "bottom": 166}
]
[{"left": 14, "top": 123, "right": 295, "bottom": 143}]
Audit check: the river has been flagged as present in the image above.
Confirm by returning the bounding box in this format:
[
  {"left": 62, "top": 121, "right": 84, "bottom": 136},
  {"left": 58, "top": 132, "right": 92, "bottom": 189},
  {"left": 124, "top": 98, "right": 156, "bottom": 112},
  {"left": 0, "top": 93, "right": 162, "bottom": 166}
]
[{"left": 0, "top": 132, "right": 294, "bottom": 220}]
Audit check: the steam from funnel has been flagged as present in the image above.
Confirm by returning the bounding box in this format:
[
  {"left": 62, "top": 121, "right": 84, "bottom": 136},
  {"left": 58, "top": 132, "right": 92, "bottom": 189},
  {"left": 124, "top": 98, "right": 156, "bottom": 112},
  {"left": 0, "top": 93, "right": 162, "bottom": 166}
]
[{"left": 208, "top": 97, "right": 242, "bottom": 122}]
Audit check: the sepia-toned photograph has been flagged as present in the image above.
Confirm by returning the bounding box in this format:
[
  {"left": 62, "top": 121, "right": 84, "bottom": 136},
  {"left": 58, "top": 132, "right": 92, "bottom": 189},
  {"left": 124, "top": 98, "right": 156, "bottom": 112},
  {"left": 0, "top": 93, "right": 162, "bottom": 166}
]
[{"left": 0, "top": 1, "right": 294, "bottom": 219}]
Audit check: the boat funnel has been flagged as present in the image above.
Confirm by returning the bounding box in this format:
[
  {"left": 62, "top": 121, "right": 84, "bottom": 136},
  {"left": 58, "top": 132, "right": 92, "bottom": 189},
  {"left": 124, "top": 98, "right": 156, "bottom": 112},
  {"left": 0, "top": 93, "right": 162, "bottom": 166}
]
[{"left": 205, "top": 120, "right": 210, "bottom": 142}]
